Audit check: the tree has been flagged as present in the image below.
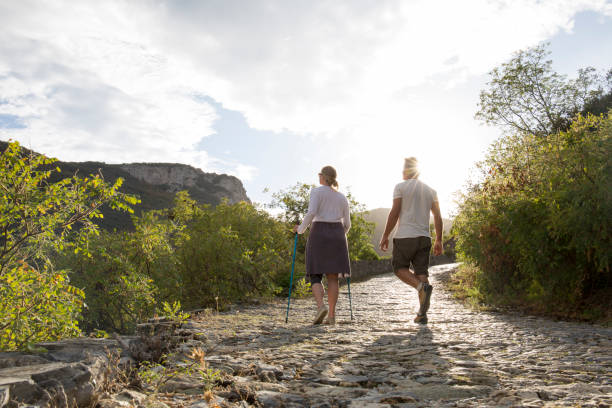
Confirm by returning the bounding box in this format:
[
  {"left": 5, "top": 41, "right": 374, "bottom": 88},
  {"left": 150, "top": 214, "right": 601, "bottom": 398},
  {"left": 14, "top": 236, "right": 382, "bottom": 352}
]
[
  {"left": 582, "top": 68, "right": 612, "bottom": 117},
  {"left": 269, "top": 183, "right": 379, "bottom": 261},
  {"left": 0, "top": 140, "right": 138, "bottom": 349},
  {"left": 0, "top": 141, "right": 139, "bottom": 273},
  {"left": 454, "top": 113, "right": 611, "bottom": 317},
  {"left": 475, "top": 43, "right": 606, "bottom": 137}
]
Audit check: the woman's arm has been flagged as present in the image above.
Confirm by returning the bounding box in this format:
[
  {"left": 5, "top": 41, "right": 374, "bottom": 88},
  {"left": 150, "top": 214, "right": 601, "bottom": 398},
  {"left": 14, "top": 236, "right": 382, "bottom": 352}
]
[
  {"left": 296, "top": 188, "right": 319, "bottom": 234},
  {"left": 342, "top": 197, "right": 351, "bottom": 234}
]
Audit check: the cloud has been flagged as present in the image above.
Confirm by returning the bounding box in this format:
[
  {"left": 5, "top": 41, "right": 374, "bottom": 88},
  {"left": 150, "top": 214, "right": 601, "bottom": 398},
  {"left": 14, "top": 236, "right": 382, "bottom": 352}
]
[
  {"left": 142, "top": 0, "right": 612, "bottom": 136},
  {"left": 0, "top": 1, "right": 221, "bottom": 173},
  {"left": 0, "top": 0, "right": 610, "bottom": 204}
]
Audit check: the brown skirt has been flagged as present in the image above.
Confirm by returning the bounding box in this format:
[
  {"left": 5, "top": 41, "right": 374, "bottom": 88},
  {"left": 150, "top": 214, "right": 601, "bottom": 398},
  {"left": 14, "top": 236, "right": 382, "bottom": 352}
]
[{"left": 306, "top": 222, "right": 351, "bottom": 279}]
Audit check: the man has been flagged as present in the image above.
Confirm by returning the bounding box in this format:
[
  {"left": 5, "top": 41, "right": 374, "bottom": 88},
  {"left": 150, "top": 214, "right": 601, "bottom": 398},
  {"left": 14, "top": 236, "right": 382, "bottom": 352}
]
[{"left": 379, "top": 157, "right": 443, "bottom": 324}]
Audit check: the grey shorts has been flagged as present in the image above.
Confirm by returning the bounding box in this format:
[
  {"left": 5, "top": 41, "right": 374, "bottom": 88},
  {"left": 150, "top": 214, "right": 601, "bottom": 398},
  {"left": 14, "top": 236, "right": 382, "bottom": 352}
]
[{"left": 392, "top": 236, "right": 431, "bottom": 276}]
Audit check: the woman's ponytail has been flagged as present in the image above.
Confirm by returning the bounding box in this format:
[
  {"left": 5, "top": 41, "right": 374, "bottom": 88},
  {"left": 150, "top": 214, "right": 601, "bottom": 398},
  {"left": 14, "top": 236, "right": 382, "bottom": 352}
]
[{"left": 320, "top": 165, "right": 338, "bottom": 190}]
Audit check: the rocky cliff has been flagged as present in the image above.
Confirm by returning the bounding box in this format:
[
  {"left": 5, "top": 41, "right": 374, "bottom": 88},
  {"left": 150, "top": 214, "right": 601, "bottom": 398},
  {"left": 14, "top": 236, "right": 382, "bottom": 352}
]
[
  {"left": 53, "top": 161, "right": 251, "bottom": 230},
  {"left": 118, "top": 163, "right": 249, "bottom": 205},
  {"left": 1, "top": 140, "right": 251, "bottom": 230}
]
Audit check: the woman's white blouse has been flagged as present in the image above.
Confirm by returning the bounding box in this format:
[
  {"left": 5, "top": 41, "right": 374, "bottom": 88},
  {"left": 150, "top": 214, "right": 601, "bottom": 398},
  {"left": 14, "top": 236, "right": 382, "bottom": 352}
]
[{"left": 297, "top": 186, "right": 351, "bottom": 234}]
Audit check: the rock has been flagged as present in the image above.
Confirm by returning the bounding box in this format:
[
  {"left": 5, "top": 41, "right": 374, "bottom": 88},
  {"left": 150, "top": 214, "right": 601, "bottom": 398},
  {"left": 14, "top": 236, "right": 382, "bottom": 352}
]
[
  {"left": 30, "top": 362, "right": 96, "bottom": 406},
  {"left": 97, "top": 398, "right": 133, "bottom": 408},
  {"left": 0, "top": 354, "right": 50, "bottom": 369},
  {"left": 255, "top": 391, "right": 283, "bottom": 407},
  {"left": 0, "top": 386, "right": 9, "bottom": 408},
  {"left": 115, "top": 389, "right": 146, "bottom": 403},
  {"left": 119, "top": 163, "right": 250, "bottom": 204},
  {"left": 189, "top": 395, "right": 227, "bottom": 407},
  {"left": 0, "top": 337, "right": 134, "bottom": 408},
  {"left": 158, "top": 379, "right": 204, "bottom": 393}
]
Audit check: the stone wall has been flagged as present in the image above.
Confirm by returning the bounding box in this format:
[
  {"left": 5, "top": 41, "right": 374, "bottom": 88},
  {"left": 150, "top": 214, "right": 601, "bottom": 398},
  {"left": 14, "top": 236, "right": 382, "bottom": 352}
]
[
  {"left": 348, "top": 259, "right": 393, "bottom": 283},
  {"left": 347, "top": 255, "right": 454, "bottom": 284}
]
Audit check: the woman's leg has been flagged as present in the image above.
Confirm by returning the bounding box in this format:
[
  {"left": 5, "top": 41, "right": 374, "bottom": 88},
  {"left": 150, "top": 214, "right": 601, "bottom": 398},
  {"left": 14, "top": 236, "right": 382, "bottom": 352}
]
[
  {"left": 326, "top": 274, "right": 339, "bottom": 318},
  {"left": 311, "top": 283, "right": 325, "bottom": 310}
]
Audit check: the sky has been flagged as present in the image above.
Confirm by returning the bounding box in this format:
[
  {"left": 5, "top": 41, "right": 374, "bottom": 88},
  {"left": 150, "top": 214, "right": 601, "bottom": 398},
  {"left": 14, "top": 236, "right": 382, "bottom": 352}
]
[{"left": 1, "top": 1, "right": 611, "bottom": 217}]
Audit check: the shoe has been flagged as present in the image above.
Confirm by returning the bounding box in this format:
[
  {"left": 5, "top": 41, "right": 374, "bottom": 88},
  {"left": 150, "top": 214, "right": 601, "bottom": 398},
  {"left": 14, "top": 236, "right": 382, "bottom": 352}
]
[
  {"left": 414, "top": 313, "right": 428, "bottom": 324},
  {"left": 313, "top": 306, "right": 328, "bottom": 325},
  {"left": 324, "top": 316, "right": 336, "bottom": 325},
  {"left": 418, "top": 283, "right": 433, "bottom": 316}
]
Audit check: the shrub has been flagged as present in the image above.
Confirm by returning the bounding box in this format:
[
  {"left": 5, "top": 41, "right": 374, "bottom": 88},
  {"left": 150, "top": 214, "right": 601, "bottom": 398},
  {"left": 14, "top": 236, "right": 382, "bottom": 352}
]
[
  {"left": 56, "top": 230, "right": 157, "bottom": 333},
  {"left": 454, "top": 114, "right": 611, "bottom": 316},
  {"left": 174, "top": 199, "right": 298, "bottom": 309},
  {"left": 0, "top": 264, "right": 84, "bottom": 350},
  {"left": 0, "top": 141, "right": 137, "bottom": 349}
]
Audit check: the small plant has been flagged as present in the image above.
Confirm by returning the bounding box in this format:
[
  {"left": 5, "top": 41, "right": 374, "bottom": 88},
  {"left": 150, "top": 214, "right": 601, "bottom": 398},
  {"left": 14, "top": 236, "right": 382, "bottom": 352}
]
[
  {"left": 137, "top": 359, "right": 172, "bottom": 393},
  {"left": 188, "top": 347, "right": 222, "bottom": 391},
  {"left": 137, "top": 348, "right": 221, "bottom": 394},
  {"left": 293, "top": 277, "right": 311, "bottom": 298},
  {"left": 92, "top": 329, "right": 110, "bottom": 338},
  {"left": 157, "top": 300, "right": 190, "bottom": 324},
  {"left": 100, "top": 347, "right": 135, "bottom": 394}
]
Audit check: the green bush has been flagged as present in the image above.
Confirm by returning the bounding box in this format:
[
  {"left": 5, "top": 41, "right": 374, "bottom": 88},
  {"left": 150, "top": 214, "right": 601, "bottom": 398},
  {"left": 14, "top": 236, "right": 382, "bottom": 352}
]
[
  {"left": 55, "top": 230, "right": 158, "bottom": 333},
  {"left": 0, "top": 141, "right": 137, "bottom": 349},
  {"left": 454, "top": 114, "right": 611, "bottom": 316},
  {"left": 0, "top": 264, "right": 84, "bottom": 350},
  {"left": 54, "top": 191, "right": 300, "bottom": 331},
  {"left": 174, "top": 199, "right": 298, "bottom": 309}
]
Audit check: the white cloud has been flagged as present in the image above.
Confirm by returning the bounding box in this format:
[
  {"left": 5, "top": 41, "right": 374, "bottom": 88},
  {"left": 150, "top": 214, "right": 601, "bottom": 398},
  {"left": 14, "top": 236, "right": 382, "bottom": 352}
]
[
  {"left": 140, "top": 0, "right": 611, "bottom": 135},
  {"left": 0, "top": 0, "right": 610, "bottom": 211},
  {"left": 0, "top": 1, "right": 220, "bottom": 172}
]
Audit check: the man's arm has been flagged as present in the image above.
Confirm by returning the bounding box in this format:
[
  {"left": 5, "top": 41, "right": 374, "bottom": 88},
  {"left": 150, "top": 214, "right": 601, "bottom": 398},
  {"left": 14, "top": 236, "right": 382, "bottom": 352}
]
[
  {"left": 431, "top": 200, "right": 443, "bottom": 256},
  {"left": 379, "top": 198, "right": 402, "bottom": 252}
]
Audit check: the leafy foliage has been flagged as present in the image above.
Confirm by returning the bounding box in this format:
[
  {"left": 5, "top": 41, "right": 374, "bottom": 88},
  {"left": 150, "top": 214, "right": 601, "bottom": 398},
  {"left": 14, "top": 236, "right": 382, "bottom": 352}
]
[
  {"left": 55, "top": 229, "right": 158, "bottom": 333},
  {"left": 0, "top": 141, "right": 138, "bottom": 349},
  {"left": 0, "top": 141, "right": 139, "bottom": 273},
  {"left": 138, "top": 348, "right": 221, "bottom": 394},
  {"left": 173, "top": 198, "right": 297, "bottom": 310},
  {"left": 157, "top": 300, "right": 191, "bottom": 324},
  {"left": 476, "top": 43, "right": 608, "bottom": 137},
  {"left": 57, "top": 191, "right": 301, "bottom": 329},
  {"left": 0, "top": 264, "right": 84, "bottom": 350},
  {"left": 454, "top": 114, "right": 611, "bottom": 317}
]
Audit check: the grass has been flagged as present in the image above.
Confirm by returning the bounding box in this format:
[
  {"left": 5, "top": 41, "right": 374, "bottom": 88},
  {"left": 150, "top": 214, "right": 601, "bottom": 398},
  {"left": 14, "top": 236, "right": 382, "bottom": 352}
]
[
  {"left": 443, "top": 262, "right": 612, "bottom": 326},
  {"left": 445, "top": 263, "right": 489, "bottom": 311}
]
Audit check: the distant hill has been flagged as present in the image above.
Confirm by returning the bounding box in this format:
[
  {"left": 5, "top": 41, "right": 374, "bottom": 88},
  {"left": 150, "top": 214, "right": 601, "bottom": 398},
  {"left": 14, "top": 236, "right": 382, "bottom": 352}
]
[
  {"left": 363, "top": 208, "right": 453, "bottom": 257},
  {"left": 1, "top": 141, "right": 250, "bottom": 230}
]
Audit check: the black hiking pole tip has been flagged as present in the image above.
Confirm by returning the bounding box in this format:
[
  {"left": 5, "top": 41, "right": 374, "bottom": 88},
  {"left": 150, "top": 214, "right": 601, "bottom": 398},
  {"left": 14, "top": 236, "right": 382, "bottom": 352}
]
[
  {"left": 347, "top": 277, "right": 354, "bottom": 320},
  {"left": 285, "top": 233, "right": 299, "bottom": 323}
]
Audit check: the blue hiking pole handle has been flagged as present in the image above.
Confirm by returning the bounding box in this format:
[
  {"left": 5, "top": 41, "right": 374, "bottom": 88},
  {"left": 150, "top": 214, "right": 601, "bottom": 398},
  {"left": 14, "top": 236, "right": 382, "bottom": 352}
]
[
  {"left": 347, "top": 277, "right": 354, "bottom": 320},
  {"left": 285, "top": 233, "right": 299, "bottom": 323}
]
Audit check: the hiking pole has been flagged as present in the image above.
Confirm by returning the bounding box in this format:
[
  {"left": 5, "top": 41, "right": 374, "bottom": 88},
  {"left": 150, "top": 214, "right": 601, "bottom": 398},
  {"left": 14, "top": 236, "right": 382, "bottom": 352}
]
[
  {"left": 285, "top": 233, "right": 299, "bottom": 323},
  {"left": 347, "top": 277, "right": 354, "bottom": 320}
]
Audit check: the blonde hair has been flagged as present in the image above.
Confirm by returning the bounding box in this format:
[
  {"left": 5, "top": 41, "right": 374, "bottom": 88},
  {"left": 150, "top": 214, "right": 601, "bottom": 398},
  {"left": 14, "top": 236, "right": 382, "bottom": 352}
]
[
  {"left": 320, "top": 165, "right": 339, "bottom": 189},
  {"left": 403, "top": 157, "right": 420, "bottom": 179}
]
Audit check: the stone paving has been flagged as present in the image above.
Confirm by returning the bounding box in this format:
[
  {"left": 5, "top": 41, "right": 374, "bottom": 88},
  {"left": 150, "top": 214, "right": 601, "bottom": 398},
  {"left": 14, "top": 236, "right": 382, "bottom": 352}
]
[{"left": 164, "top": 263, "right": 612, "bottom": 408}]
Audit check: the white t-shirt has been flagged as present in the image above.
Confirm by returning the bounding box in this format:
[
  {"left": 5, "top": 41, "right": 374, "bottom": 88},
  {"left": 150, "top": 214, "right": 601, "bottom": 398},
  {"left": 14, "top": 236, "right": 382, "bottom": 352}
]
[
  {"left": 393, "top": 179, "right": 438, "bottom": 239},
  {"left": 297, "top": 186, "right": 351, "bottom": 234}
]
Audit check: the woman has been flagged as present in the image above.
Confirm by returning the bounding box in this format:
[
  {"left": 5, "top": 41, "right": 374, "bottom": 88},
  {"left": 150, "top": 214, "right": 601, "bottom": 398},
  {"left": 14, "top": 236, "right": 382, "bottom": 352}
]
[{"left": 293, "top": 166, "right": 351, "bottom": 325}]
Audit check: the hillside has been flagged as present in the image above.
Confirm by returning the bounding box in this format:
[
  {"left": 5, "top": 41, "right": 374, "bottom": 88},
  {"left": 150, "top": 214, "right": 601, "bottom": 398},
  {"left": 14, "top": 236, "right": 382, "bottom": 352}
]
[{"left": 1, "top": 141, "right": 250, "bottom": 230}]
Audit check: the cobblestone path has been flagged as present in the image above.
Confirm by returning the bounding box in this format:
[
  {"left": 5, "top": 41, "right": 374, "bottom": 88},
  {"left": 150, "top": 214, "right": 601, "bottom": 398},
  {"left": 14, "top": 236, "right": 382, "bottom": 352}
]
[{"left": 177, "top": 264, "right": 611, "bottom": 408}]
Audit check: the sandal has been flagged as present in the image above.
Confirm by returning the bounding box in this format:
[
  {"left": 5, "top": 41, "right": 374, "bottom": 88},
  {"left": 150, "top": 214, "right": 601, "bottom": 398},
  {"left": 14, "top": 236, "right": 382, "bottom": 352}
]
[
  {"left": 324, "top": 316, "right": 336, "bottom": 325},
  {"left": 313, "top": 306, "right": 328, "bottom": 325},
  {"left": 414, "top": 313, "right": 428, "bottom": 324}
]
